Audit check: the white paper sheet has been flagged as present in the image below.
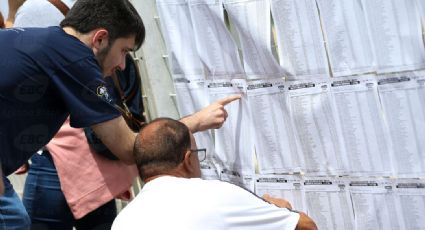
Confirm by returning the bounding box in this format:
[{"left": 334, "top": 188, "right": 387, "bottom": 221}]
[
  {"left": 362, "top": 0, "right": 425, "bottom": 73},
  {"left": 416, "top": 0, "right": 425, "bottom": 26},
  {"left": 394, "top": 179, "right": 425, "bottom": 230},
  {"left": 207, "top": 79, "right": 254, "bottom": 174},
  {"left": 200, "top": 160, "right": 221, "bottom": 180},
  {"left": 316, "top": 0, "right": 376, "bottom": 77},
  {"left": 188, "top": 0, "right": 245, "bottom": 78},
  {"left": 246, "top": 79, "right": 302, "bottom": 173},
  {"left": 174, "top": 79, "right": 209, "bottom": 117},
  {"left": 377, "top": 73, "right": 425, "bottom": 177},
  {"left": 330, "top": 76, "right": 392, "bottom": 175},
  {"left": 287, "top": 80, "right": 346, "bottom": 174},
  {"left": 303, "top": 177, "right": 354, "bottom": 230},
  {"left": 220, "top": 169, "right": 255, "bottom": 191},
  {"left": 255, "top": 175, "right": 305, "bottom": 211},
  {"left": 223, "top": 0, "right": 284, "bottom": 79},
  {"left": 270, "top": 0, "right": 329, "bottom": 79},
  {"left": 173, "top": 79, "right": 218, "bottom": 179},
  {"left": 349, "top": 179, "right": 404, "bottom": 230},
  {"left": 156, "top": 0, "right": 204, "bottom": 80}
]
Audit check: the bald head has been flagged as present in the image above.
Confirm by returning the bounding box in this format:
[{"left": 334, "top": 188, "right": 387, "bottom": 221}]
[{"left": 134, "top": 118, "right": 199, "bottom": 181}]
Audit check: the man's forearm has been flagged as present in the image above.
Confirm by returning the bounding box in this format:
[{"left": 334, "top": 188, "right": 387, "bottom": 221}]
[
  {"left": 91, "top": 116, "right": 137, "bottom": 164},
  {"left": 180, "top": 114, "right": 201, "bottom": 133}
]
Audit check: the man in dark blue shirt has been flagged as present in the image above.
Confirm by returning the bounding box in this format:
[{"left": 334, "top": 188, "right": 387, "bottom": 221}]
[{"left": 0, "top": 0, "right": 239, "bottom": 228}]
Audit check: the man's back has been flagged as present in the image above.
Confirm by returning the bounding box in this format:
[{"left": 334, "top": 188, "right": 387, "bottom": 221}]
[
  {"left": 112, "top": 176, "right": 300, "bottom": 230},
  {"left": 0, "top": 27, "right": 119, "bottom": 175}
]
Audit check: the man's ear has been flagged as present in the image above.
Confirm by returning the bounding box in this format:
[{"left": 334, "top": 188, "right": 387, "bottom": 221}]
[
  {"left": 182, "top": 150, "right": 195, "bottom": 175},
  {"left": 92, "top": 29, "right": 109, "bottom": 53}
]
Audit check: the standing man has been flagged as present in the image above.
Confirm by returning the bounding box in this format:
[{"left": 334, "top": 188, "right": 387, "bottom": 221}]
[{"left": 0, "top": 0, "right": 239, "bottom": 229}]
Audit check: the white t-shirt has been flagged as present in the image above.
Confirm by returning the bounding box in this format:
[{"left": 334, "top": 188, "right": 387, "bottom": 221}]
[
  {"left": 14, "top": 0, "right": 75, "bottom": 28},
  {"left": 112, "top": 176, "right": 300, "bottom": 230}
]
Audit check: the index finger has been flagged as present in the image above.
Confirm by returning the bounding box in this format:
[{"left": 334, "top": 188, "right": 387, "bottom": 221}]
[{"left": 215, "top": 94, "right": 241, "bottom": 106}]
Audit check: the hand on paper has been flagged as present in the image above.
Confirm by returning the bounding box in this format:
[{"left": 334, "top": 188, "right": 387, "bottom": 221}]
[{"left": 262, "top": 194, "right": 293, "bottom": 209}]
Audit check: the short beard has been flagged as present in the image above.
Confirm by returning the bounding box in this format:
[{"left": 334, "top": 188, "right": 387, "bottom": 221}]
[{"left": 95, "top": 43, "right": 112, "bottom": 77}]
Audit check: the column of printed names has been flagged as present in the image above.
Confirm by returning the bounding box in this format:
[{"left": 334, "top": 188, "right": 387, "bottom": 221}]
[
  {"left": 287, "top": 81, "right": 346, "bottom": 174},
  {"left": 156, "top": 0, "right": 204, "bottom": 80},
  {"left": 378, "top": 73, "right": 425, "bottom": 176},
  {"left": 362, "top": 0, "right": 425, "bottom": 73},
  {"left": 270, "top": 0, "right": 329, "bottom": 79},
  {"left": 188, "top": 0, "right": 244, "bottom": 78},
  {"left": 330, "top": 76, "right": 392, "bottom": 175},
  {"left": 395, "top": 179, "right": 425, "bottom": 230},
  {"left": 303, "top": 177, "right": 354, "bottom": 230},
  {"left": 246, "top": 79, "right": 301, "bottom": 173},
  {"left": 316, "top": 0, "right": 376, "bottom": 76},
  {"left": 223, "top": 0, "right": 284, "bottom": 79},
  {"left": 349, "top": 179, "right": 404, "bottom": 230}
]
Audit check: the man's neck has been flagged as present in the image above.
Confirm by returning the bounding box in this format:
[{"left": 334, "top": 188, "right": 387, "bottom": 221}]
[
  {"left": 62, "top": 27, "right": 92, "bottom": 48},
  {"left": 144, "top": 171, "right": 190, "bottom": 183}
]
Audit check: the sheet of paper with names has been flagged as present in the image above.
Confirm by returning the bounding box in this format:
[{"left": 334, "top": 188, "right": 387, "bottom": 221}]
[
  {"left": 188, "top": 0, "right": 245, "bottom": 79},
  {"left": 287, "top": 80, "right": 346, "bottom": 174},
  {"left": 377, "top": 72, "right": 425, "bottom": 177},
  {"left": 156, "top": 0, "right": 204, "bottom": 80},
  {"left": 246, "top": 79, "right": 302, "bottom": 174},
  {"left": 330, "top": 76, "right": 392, "bottom": 176},
  {"left": 270, "top": 0, "right": 329, "bottom": 79},
  {"left": 220, "top": 169, "right": 255, "bottom": 192},
  {"left": 173, "top": 79, "right": 219, "bottom": 179},
  {"left": 362, "top": 0, "right": 425, "bottom": 73},
  {"left": 349, "top": 179, "right": 404, "bottom": 230},
  {"left": 303, "top": 177, "right": 354, "bottom": 230},
  {"left": 394, "top": 179, "right": 425, "bottom": 230},
  {"left": 223, "top": 0, "right": 284, "bottom": 79},
  {"left": 255, "top": 175, "right": 305, "bottom": 212},
  {"left": 254, "top": 176, "right": 425, "bottom": 229},
  {"left": 316, "top": 0, "right": 376, "bottom": 77},
  {"left": 207, "top": 79, "right": 255, "bottom": 175}
]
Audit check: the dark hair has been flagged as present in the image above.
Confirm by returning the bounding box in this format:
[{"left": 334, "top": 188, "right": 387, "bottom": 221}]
[
  {"left": 134, "top": 118, "right": 191, "bottom": 180},
  {"left": 60, "top": 0, "right": 145, "bottom": 50}
]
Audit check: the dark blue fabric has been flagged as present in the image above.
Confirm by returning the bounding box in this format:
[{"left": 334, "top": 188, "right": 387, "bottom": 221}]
[
  {"left": 0, "top": 27, "right": 120, "bottom": 175},
  {"left": 23, "top": 153, "right": 117, "bottom": 230},
  {"left": 0, "top": 176, "right": 31, "bottom": 230},
  {"left": 114, "top": 54, "right": 145, "bottom": 123},
  {"left": 84, "top": 54, "right": 145, "bottom": 160}
]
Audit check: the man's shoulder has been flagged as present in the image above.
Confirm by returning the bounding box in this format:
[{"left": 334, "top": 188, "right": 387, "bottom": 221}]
[
  {"left": 184, "top": 178, "right": 250, "bottom": 198},
  {"left": 20, "top": 27, "right": 85, "bottom": 48},
  {"left": 14, "top": 27, "right": 93, "bottom": 64}
]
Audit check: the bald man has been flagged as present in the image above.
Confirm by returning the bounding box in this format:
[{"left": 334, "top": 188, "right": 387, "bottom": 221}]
[{"left": 112, "top": 118, "right": 317, "bottom": 230}]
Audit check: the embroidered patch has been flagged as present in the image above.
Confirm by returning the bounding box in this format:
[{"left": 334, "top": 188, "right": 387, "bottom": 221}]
[{"left": 96, "top": 85, "right": 112, "bottom": 103}]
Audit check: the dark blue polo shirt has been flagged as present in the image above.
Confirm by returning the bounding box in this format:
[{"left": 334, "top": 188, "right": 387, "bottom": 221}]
[{"left": 0, "top": 27, "right": 121, "bottom": 175}]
